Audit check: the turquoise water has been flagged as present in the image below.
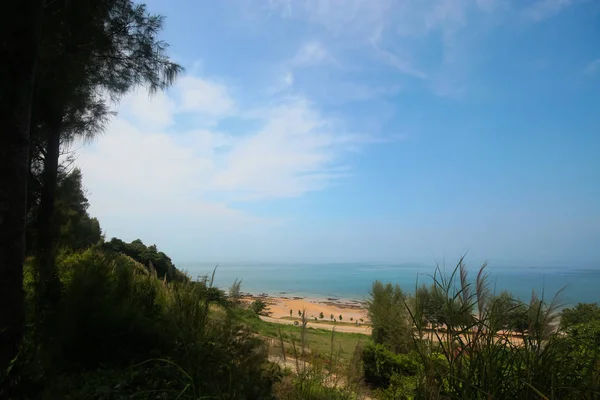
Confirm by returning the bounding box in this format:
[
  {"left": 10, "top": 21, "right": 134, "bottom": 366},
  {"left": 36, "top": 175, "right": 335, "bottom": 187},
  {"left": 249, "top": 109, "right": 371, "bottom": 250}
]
[{"left": 181, "top": 262, "right": 600, "bottom": 306}]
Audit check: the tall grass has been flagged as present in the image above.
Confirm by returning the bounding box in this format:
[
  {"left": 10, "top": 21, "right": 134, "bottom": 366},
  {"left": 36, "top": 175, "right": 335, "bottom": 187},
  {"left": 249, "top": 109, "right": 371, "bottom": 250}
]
[
  {"left": 272, "top": 310, "right": 366, "bottom": 400},
  {"left": 406, "top": 257, "right": 600, "bottom": 400}
]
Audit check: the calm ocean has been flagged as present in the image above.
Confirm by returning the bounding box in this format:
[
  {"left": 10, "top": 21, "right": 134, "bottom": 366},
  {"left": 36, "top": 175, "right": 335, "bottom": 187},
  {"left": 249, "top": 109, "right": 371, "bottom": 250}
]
[{"left": 181, "top": 262, "right": 600, "bottom": 306}]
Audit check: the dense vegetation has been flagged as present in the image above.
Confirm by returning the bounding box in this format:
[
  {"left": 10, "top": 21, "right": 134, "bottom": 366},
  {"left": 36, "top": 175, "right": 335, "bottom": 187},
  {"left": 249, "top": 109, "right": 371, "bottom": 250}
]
[
  {"left": 102, "top": 238, "right": 184, "bottom": 282},
  {"left": 1, "top": 1, "right": 599, "bottom": 399},
  {"left": 363, "top": 260, "right": 600, "bottom": 399}
]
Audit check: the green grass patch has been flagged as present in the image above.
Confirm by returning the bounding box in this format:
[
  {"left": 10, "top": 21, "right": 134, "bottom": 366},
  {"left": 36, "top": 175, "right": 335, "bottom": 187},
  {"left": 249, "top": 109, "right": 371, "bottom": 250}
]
[{"left": 236, "top": 309, "right": 368, "bottom": 361}]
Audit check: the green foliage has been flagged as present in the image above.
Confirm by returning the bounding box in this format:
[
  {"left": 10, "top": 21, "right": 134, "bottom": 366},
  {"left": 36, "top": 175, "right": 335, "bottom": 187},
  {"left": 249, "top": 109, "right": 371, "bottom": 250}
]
[
  {"left": 55, "top": 249, "right": 167, "bottom": 366},
  {"left": 361, "top": 257, "right": 600, "bottom": 400},
  {"left": 228, "top": 278, "right": 242, "bottom": 304},
  {"left": 561, "top": 303, "right": 600, "bottom": 329},
  {"left": 252, "top": 299, "right": 267, "bottom": 314},
  {"left": 367, "top": 281, "right": 411, "bottom": 353},
  {"left": 407, "top": 258, "right": 598, "bottom": 400},
  {"left": 414, "top": 284, "right": 445, "bottom": 327},
  {"left": 102, "top": 237, "right": 182, "bottom": 281},
  {"left": 15, "top": 248, "right": 280, "bottom": 399},
  {"left": 26, "top": 168, "right": 102, "bottom": 255},
  {"left": 319, "top": 312, "right": 324, "bottom": 319},
  {"left": 362, "top": 343, "right": 421, "bottom": 390},
  {"left": 54, "top": 169, "right": 102, "bottom": 250},
  {"left": 274, "top": 375, "right": 358, "bottom": 400},
  {"left": 487, "top": 290, "right": 531, "bottom": 332}
]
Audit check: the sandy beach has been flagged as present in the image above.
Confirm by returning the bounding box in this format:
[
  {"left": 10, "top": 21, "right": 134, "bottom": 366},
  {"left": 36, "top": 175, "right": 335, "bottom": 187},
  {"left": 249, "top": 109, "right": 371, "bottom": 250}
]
[{"left": 241, "top": 293, "right": 370, "bottom": 333}]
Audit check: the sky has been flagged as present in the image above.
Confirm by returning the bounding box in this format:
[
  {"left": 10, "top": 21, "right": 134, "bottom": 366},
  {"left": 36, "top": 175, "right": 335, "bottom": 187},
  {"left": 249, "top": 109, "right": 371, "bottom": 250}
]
[{"left": 77, "top": 0, "right": 600, "bottom": 267}]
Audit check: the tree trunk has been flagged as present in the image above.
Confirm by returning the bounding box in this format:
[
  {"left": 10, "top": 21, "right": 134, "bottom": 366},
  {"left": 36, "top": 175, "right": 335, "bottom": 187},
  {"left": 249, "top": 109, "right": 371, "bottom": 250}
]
[
  {"left": 0, "top": 0, "right": 43, "bottom": 378},
  {"left": 36, "top": 121, "right": 63, "bottom": 311}
]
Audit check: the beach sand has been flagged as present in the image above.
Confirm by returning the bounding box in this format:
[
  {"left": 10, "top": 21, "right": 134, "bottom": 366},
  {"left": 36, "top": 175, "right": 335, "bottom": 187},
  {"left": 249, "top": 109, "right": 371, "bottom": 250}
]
[{"left": 242, "top": 294, "right": 370, "bottom": 326}]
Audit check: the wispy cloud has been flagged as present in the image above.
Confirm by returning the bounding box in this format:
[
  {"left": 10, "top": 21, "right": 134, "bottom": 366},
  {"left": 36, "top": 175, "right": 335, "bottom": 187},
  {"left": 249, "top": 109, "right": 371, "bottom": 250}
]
[
  {"left": 175, "top": 76, "right": 235, "bottom": 117},
  {"left": 584, "top": 58, "right": 600, "bottom": 76},
  {"left": 78, "top": 72, "right": 371, "bottom": 221},
  {"left": 523, "top": 0, "right": 577, "bottom": 22},
  {"left": 371, "top": 35, "right": 427, "bottom": 79},
  {"left": 257, "top": 0, "right": 582, "bottom": 99},
  {"left": 292, "top": 41, "right": 332, "bottom": 66}
]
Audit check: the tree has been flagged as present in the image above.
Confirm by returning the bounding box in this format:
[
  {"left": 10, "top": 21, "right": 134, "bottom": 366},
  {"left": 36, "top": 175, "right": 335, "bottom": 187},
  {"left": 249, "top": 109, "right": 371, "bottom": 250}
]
[
  {"left": 251, "top": 299, "right": 267, "bottom": 315},
  {"left": 561, "top": 303, "right": 600, "bottom": 329},
  {"left": 27, "top": 168, "right": 102, "bottom": 253},
  {"left": 229, "top": 279, "right": 242, "bottom": 304},
  {"left": 350, "top": 317, "right": 354, "bottom": 321},
  {"left": 102, "top": 238, "right": 181, "bottom": 281},
  {"left": 415, "top": 284, "right": 444, "bottom": 327},
  {"left": 367, "top": 281, "right": 411, "bottom": 353},
  {"left": 0, "top": 0, "right": 45, "bottom": 376},
  {"left": 319, "top": 312, "right": 324, "bottom": 319},
  {"left": 330, "top": 314, "right": 335, "bottom": 321},
  {"left": 487, "top": 291, "right": 517, "bottom": 331},
  {"left": 339, "top": 315, "right": 343, "bottom": 321},
  {"left": 32, "top": 0, "right": 181, "bottom": 317},
  {"left": 289, "top": 309, "right": 292, "bottom": 317},
  {"left": 298, "top": 310, "right": 302, "bottom": 317}
]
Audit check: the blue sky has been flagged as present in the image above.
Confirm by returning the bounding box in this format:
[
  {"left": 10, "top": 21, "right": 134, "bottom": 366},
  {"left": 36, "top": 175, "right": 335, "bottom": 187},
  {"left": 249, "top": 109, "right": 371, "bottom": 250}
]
[{"left": 78, "top": 0, "right": 600, "bottom": 267}]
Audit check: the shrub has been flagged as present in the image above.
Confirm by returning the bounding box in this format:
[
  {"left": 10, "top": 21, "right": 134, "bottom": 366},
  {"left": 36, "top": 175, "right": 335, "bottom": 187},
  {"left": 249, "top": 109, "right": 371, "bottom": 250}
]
[
  {"left": 32, "top": 248, "right": 280, "bottom": 399},
  {"left": 56, "top": 248, "right": 168, "bottom": 367},
  {"left": 561, "top": 303, "right": 600, "bottom": 329},
  {"left": 362, "top": 343, "right": 421, "bottom": 389},
  {"left": 251, "top": 299, "right": 267, "bottom": 314}
]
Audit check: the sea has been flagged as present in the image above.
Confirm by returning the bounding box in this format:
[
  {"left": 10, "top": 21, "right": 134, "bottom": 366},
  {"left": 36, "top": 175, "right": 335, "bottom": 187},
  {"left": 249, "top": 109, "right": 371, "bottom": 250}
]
[{"left": 180, "top": 262, "right": 600, "bottom": 306}]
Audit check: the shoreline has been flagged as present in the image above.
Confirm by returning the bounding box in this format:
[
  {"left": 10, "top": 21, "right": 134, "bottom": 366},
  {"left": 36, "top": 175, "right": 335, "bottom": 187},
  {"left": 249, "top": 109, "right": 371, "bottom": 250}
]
[{"left": 240, "top": 292, "right": 370, "bottom": 326}]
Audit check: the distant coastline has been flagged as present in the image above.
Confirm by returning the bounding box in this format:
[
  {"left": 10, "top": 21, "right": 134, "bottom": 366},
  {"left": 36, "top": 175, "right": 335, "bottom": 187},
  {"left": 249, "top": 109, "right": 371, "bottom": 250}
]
[{"left": 185, "top": 262, "right": 600, "bottom": 306}]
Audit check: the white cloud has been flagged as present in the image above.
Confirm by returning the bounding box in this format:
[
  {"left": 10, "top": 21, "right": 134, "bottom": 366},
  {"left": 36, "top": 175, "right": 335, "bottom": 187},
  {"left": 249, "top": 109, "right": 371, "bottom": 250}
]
[
  {"left": 78, "top": 74, "right": 368, "bottom": 226},
  {"left": 283, "top": 71, "right": 294, "bottom": 86},
  {"left": 212, "top": 98, "right": 354, "bottom": 199},
  {"left": 120, "top": 90, "right": 176, "bottom": 129},
  {"left": 175, "top": 76, "right": 235, "bottom": 117},
  {"left": 585, "top": 59, "right": 600, "bottom": 76},
  {"left": 292, "top": 41, "right": 331, "bottom": 66},
  {"left": 523, "top": 0, "right": 576, "bottom": 22}
]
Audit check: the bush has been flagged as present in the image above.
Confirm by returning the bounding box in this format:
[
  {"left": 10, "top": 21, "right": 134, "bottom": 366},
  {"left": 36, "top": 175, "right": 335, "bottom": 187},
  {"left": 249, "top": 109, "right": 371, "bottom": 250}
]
[
  {"left": 362, "top": 343, "right": 421, "bottom": 389},
  {"left": 251, "top": 298, "right": 267, "bottom": 314},
  {"left": 561, "top": 303, "right": 600, "bottom": 329},
  {"left": 101, "top": 238, "right": 183, "bottom": 281},
  {"left": 56, "top": 248, "right": 168, "bottom": 367},
  {"left": 25, "top": 248, "right": 280, "bottom": 399}
]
